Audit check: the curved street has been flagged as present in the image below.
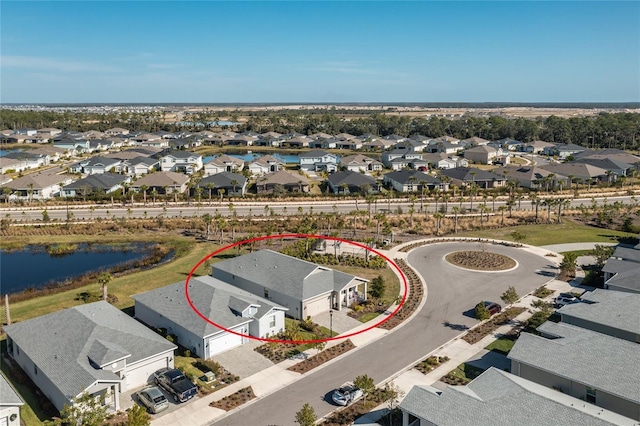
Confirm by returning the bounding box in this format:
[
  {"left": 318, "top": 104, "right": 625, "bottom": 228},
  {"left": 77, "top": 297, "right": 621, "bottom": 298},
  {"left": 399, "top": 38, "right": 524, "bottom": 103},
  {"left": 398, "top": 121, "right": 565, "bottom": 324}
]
[{"left": 210, "top": 242, "right": 557, "bottom": 426}]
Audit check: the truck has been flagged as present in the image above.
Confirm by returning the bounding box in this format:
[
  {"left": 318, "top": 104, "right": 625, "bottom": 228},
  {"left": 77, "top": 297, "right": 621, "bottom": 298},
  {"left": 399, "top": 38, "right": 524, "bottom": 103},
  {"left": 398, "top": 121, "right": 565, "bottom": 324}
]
[{"left": 153, "top": 368, "right": 198, "bottom": 403}]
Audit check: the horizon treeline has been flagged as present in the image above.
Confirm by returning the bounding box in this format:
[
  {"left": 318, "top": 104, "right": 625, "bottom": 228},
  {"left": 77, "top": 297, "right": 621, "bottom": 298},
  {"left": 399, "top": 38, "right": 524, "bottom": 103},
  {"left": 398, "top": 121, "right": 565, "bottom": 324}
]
[{"left": 1, "top": 109, "right": 639, "bottom": 150}]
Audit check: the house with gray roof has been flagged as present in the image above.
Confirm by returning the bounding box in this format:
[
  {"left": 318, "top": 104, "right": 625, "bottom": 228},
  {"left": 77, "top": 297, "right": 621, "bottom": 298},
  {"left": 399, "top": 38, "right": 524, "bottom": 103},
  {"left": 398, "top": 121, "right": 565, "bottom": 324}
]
[
  {"left": 247, "top": 154, "right": 284, "bottom": 176},
  {"left": 69, "top": 156, "right": 121, "bottom": 175},
  {"left": 2, "top": 171, "right": 73, "bottom": 200},
  {"left": 340, "top": 154, "right": 383, "bottom": 173},
  {"left": 129, "top": 171, "right": 189, "bottom": 195},
  {"left": 0, "top": 373, "right": 24, "bottom": 426},
  {"left": 4, "top": 301, "right": 176, "bottom": 412},
  {"left": 464, "top": 145, "right": 500, "bottom": 164},
  {"left": 399, "top": 367, "right": 636, "bottom": 426},
  {"left": 212, "top": 250, "right": 368, "bottom": 320},
  {"left": 204, "top": 154, "right": 244, "bottom": 176},
  {"left": 133, "top": 276, "right": 287, "bottom": 357},
  {"left": 439, "top": 167, "right": 507, "bottom": 189},
  {"left": 493, "top": 165, "right": 569, "bottom": 190},
  {"left": 508, "top": 321, "right": 640, "bottom": 420},
  {"left": 327, "top": 171, "right": 378, "bottom": 194},
  {"left": 159, "top": 150, "right": 203, "bottom": 174},
  {"left": 299, "top": 150, "right": 338, "bottom": 172},
  {"left": 197, "top": 172, "right": 246, "bottom": 197},
  {"left": 602, "top": 245, "right": 640, "bottom": 294},
  {"left": 557, "top": 289, "right": 640, "bottom": 343},
  {"left": 383, "top": 170, "right": 446, "bottom": 193},
  {"left": 255, "top": 170, "right": 309, "bottom": 194},
  {"left": 574, "top": 157, "right": 634, "bottom": 178},
  {"left": 61, "top": 173, "right": 130, "bottom": 198}
]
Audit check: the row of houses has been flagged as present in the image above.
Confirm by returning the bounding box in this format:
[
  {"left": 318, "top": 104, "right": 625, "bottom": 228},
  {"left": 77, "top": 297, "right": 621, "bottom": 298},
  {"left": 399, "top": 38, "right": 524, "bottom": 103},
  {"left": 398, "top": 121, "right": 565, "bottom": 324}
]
[
  {"left": 3, "top": 250, "right": 367, "bottom": 415},
  {"left": 400, "top": 289, "right": 640, "bottom": 425}
]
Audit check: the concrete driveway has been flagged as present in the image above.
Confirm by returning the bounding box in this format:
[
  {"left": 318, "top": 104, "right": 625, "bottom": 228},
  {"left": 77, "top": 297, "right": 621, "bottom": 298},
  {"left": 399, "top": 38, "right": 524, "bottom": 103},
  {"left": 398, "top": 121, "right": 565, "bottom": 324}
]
[{"left": 212, "top": 242, "right": 556, "bottom": 425}]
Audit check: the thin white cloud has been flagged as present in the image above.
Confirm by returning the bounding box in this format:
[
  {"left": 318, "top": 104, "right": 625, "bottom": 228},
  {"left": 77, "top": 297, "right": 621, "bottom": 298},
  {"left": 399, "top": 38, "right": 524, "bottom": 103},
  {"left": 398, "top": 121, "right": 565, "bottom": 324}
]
[{"left": 1, "top": 55, "right": 119, "bottom": 73}]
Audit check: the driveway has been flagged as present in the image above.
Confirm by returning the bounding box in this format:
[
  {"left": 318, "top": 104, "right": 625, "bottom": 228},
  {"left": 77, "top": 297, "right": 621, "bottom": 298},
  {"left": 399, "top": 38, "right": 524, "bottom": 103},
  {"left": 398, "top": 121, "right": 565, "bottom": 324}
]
[{"left": 211, "top": 242, "right": 556, "bottom": 425}]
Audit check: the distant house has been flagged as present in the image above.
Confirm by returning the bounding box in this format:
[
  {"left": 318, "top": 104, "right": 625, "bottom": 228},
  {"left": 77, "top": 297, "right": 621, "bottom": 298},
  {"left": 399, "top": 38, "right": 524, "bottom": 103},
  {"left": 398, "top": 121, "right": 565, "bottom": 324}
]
[
  {"left": 160, "top": 151, "right": 203, "bottom": 174},
  {"left": 247, "top": 155, "right": 284, "bottom": 175},
  {"left": 421, "top": 153, "right": 468, "bottom": 170},
  {"left": 439, "top": 167, "right": 507, "bottom": 189},
  {"left": 70, "top": 156, "right": 121, "bottom": 175},
  {"left": 133, "top": 277, "right": 287, "bottom": 357},
  {"left": 0, "top": 373, "right": 24, "bottom": 426},
  {"left": 3, "top": 151, "right": 50, "bottom": 170},
  {"left": 464, "top": 145, "right": 500, "bottom": 164},
  {"left": 256, "top": 170, "right": 309, "bottom": 194},
  {"left": 130, "top": 171, "right": 190, "bottom": 195},
  {"left": 381, "top": 148, "right": 423, "bottom": 170},
  {"left": 131, "top": 133, "right": 168, "bottom": 148},
  {"left": 53, "top": 139, "right": 91, "bottom": 153},
  {"left": 544, "top": 143, "right": 588, "bottom": 159},
  {"left": 0, "top": 157, "right": 28, "bottom": 174},
  {"left": 61, "top": 173, "right": 130, "bottom": 198},
  {"left": 523, "top": 140, "right": 555, "bottom": 154},
  {"left": 383, "top": 170, "right": 446, "bottom": 193},
  {"left": 4, "top": 301, "right": 176, "bottom": 412},
  {"left": 212, "top": 250, "right": 368, "bottom": 320},
  {"left": 3, "top": 172, "right": 73, "bottom": 200},
  {"left": 339, "top": 154, "right": 383, "bottom": 173},
  {"left": 540, "top": 163, "right": 609, "bottom": 186},
  {"left": 309, "top": 138, "right": 338, "bottom": 149},
  {"left": 399, "top": 368, "right": 633, "bottom": 426},
  {"left": 493, "top": 166, "right": 569, "bottom": 190},
  {"left": 557, "top": 289, "right": 640, "bottom": 343},
  {"left": 123, "top": 156, "right": 159, "bottom": 177},
  {"left": 299, "top": 150, "right": 338, "bottom": 172},
  {"left": 327, "top": 171, "right": 378, "bottom": 194},
  {"left": 197, "top": 172, "right": 247, "bottom": 197},
  {"left": 573, "top": 157, "right": 633, "bottom": 179},
  {"left": 204, "top": 154, "right": 244, "bottom": 176},
  {"left": 508, "top": 321, "right": 640, "bottom": 420}
]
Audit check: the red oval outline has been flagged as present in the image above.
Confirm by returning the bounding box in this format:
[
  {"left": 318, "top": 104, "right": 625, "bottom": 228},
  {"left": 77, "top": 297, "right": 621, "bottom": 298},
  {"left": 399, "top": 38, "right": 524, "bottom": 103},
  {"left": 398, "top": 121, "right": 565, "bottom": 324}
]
[{"left": 184, "top": 233, "right": 408, "bottom": 345}]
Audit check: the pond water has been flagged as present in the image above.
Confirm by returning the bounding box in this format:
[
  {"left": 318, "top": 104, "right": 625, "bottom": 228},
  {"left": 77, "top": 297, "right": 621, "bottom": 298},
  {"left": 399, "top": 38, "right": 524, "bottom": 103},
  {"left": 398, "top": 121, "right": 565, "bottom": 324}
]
[
  {"left": 204, "top": 153, "right": 300, "bottom": 164},
  {"left": 0, "top": 243, "right": 157, "bottom": 294},
  {"left": 0, "top": 149, "right": 22, "bottom": 157}
]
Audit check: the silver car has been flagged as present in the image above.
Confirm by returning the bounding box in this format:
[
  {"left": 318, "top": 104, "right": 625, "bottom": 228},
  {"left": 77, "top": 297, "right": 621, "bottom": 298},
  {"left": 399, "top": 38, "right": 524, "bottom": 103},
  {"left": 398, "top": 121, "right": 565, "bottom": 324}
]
[
  {"left": 136, "top": 386, "right": 169, "bottom": 414},
  {"left": 332, "top": 383, "right": 363, "bottom": 406}
]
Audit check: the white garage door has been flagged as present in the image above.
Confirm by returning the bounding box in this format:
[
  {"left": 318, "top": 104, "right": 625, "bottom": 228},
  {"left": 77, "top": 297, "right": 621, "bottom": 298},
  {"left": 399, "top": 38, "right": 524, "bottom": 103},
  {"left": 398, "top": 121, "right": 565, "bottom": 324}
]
[
  {"left": 305, "top": 294, "right": 331, "bottom": 318},
  {"left": 1, "top": 416, "right": 8, "bottom": 426},
  {"left": 208, "top": 332, "right": 243, "bottom": 357},
  {"left": 125, "top": 356, "right": 171, "bottom": 390}
]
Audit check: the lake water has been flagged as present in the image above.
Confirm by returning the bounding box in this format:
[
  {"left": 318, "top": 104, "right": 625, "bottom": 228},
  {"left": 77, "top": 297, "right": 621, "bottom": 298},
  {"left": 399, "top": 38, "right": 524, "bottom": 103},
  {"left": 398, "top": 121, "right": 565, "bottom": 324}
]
[
  {"left": 0, "top": 149, "right": 22, "bottom": 157},
  {"left": 0, "top": 243, "right": 156, "bottom": 294},
  {"left": 204, "top": 153, "right": 300, "bottom": 164}
]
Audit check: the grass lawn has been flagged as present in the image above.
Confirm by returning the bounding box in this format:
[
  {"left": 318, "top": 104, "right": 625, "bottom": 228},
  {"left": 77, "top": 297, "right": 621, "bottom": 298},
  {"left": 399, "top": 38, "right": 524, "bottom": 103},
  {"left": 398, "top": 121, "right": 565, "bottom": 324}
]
[
  {"left": 456, "top": 218, "right": 632, "bottom": 246},
  {"left": 358, "top": 312, "right": 380, "bottom": 323},
  {"left": 559, "top": 249, "right": 593, "bottom": 257},
  {"left": 444, "top": 363, "right": 486, "bottom": 384},
  {"left": 0, "top": 363, "right": 46, "bottom": 426},
  {"left": 484, "top": 337, "right": 516, "bottom": 355}
]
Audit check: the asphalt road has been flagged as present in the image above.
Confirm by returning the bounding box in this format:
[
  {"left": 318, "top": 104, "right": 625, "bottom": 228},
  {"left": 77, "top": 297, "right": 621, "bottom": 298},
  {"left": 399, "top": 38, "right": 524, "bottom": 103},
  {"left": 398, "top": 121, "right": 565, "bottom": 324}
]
[
  {"left": 0, "top": 195, "right": 636, "bottom": 221},
  {"left": 211, "top": 243, "right": 557, "bottom": 426}
]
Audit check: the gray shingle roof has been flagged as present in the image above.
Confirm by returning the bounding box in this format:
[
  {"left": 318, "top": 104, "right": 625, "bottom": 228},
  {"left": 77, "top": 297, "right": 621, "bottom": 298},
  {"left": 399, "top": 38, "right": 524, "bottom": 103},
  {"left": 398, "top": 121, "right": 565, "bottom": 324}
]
[
  {"left": 133, "top": 276, "right": 286, "bottom": 337},
  {"left": 212, "top": 250, "right": 364, "bottom": 301},
  {"left": 327, "top": 171, "right": 377, "bottom": 188},
  {"left": 63, "top": 173, "right": 127, "bottom": 190},
  {"left": 4, "top": 301, "right": 175, "bottom": 401},
  {"left": 400, "top": 368, "right": 632, "bottom": 426},
  {"left": 558, "top": 289, "right": 640, "bottom": 336},
  {"left": 199, "top": 172, "right": 246, "bottom": 188},
  {"left": 508, "top": 322, "right": 640, "bottom": 403},
  {"left": 0, "top": 373, "right": 24, "bottom": 406},
  {"left": 384, "top": 170, "right": 440, "bottom": 185}
]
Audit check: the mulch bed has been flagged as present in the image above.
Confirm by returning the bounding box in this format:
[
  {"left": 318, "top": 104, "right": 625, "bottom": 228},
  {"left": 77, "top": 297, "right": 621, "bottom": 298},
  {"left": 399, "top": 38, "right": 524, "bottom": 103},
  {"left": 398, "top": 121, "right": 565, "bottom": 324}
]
[
  {"left": 462, "top": 307, "right": 526, "bottom": 345},
  {"left": 445, "top": 251, "right": 516, "bottom": 271},
  {"left": 209, "top": 386, "right": 256, "bottom": 411},
  {"left": 287, "top": 340, "right": 355, "bottom": 374},
  {"left": 377, "top": 258, "right": 423, "bottom": 330},
  {"left": 414, "top": 355, "right": 449, "bottom": 374},
  {"left": 321, "top": 387, "right": 396, "bottom": 426}
]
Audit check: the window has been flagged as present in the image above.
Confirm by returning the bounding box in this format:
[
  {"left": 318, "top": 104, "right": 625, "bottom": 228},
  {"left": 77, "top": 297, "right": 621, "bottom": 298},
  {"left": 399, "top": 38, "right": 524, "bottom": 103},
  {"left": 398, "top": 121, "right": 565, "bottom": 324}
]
[
  {"left": 264, "top": 288, "right": 269, "bottom": 299},
  {"left": 269, "top": 315, "right": 276, "bottom": 328},
  {"left": 586, "top": 387, "right": 596, "bottom": 404},
  {"left": 34, "top": 366, "right": 38, "bottom": 375}
]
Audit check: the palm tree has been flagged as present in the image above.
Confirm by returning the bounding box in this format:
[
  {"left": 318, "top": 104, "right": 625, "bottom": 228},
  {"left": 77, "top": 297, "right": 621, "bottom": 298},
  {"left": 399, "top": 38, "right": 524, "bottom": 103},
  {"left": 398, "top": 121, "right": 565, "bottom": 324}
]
[
  {"left": 556, "top": 198, "right": 570, "bottom": 224},
  {"left": 452, "top": 206, "right": 460, "bottom": 233},
  {"left": 542, "top": 198, "right": 555, "bottom": 223},
  {"left": 205, "top": 182, "right": 214, "bottom": 204},
  {"left": 140, "top": 185, "right": 149, "bottom": 206},
  {"left": 498, "top": 205, "right": 507, "bottom": 225},
  {"left": 433, "top": 212, "right": 444, "bottom": 236}
]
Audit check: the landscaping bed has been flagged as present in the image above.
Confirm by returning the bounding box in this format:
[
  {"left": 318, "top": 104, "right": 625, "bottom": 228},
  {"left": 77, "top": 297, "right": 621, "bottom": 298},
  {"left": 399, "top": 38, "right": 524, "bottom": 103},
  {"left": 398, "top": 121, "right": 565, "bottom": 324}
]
[
  {"left": 377, "top": 259, "right": 423, "bottom": 330},
  {"left": 440, "top": 363, "right": 486, "bottom": 386},
  {"left": 209, "top": 386, "right": 256, "bottom": 411},
  {"left": 462, "top": 307, "right": 526, "bottom": 345},
  {"left": 532, "top": 285, "right": 554, "bottom": 299},
  {"left": 321, "top": 387, "right": 398, "bottom": 426},
  {"left": 287, "top": 340, "right": 355, "bottom": 374},
  {"left": 399, "top": 238, "right": 522, "bottom": 252},
  {"left": 175, "top": 355, "right": 240, "bottom": 396},
  {"left": 445, "top": 250, "right": 516, "bottom": 271},
  {"left": 414, "top": 355, "right": 449, "bottom": 374}
]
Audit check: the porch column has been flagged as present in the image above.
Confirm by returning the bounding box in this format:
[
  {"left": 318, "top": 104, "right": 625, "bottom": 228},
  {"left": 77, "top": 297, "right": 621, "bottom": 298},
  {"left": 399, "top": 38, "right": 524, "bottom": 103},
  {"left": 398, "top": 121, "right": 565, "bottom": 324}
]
[
  {"left": 113, "top": 384, "right": 120, "bottom": 411},
  {"left": 363, "top": 281, "right": 367, "bottom": 301}
]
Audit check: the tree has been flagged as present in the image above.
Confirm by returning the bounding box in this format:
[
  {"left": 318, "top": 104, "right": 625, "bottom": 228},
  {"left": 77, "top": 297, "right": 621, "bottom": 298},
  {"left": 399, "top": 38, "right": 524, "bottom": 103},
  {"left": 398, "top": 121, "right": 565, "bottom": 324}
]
[
  {"left": 353, "top": 374, "right": 375, "bottom": 405},
  {"left": 559, "top": 252, "right": 578, "bottom": 277},
  {"left": 590, "top": 244, "right": 615, "bottom": 269},
  {"left": 42, "top": 209, "right": 50, "bottom": 222},
  {"left": 500, "top": 286, "right": 519, "bottom": 307},
  {"left": 370, "top": 275, "right": 386, "bottom": 299},
  {"left": 52, "top": 392, "right": 108, "bottom": 426},
  {"left": 97, "top": 272, "right": 112, "bottom": 301},
  {"left": 295, "top": 403, "right": 317, "bottom": 426},
  {"left": 382, "top": 382, "right": 405, "bottom": 426},
  {"left": 126, "top": 404, "right": 151, "bottom": 426},
  {"left": 474, "top": 302, "right": 490, "bottom": 321}
]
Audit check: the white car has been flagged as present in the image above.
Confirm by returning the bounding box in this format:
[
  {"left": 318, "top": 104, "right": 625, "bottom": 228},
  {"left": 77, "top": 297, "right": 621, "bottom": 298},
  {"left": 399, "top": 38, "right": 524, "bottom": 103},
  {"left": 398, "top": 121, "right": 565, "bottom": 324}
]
[
  {"left": 332, "top": 383, "right": 363, "bottom": 406},
  {"left": 555, "top": 293, "right": 578, "bottom": 308}
]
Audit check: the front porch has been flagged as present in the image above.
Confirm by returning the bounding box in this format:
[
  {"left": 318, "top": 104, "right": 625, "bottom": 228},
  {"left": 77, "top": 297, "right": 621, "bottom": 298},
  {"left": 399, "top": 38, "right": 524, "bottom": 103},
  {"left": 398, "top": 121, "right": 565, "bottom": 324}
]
[{"left": 333, "top": 280, "right": 367, "bottom": 311}]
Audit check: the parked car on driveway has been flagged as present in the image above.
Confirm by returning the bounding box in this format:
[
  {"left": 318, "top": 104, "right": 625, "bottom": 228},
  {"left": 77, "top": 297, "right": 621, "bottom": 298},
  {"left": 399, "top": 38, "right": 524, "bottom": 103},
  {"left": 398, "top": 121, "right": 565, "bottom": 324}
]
[
  {"left": 554, "top": 293, "right": 578, "bottom": 308},
  {"left": 483, "top": 301, "right": 502, "bottom": 315},
  {"left": 136, "top": 386, "right": 169, "bottom": 414},
  {"left": 332, "top": 382, "right": 363, "bottom": 406},
  {"left": 153, "top": 368, "right": 198, "bottom": 403}
]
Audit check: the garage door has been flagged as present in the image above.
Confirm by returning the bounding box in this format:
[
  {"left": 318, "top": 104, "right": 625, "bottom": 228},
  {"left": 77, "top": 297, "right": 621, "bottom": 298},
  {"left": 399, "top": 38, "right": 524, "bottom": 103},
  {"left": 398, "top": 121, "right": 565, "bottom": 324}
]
[
  {"left": 208, "top": 331, "right": 244, "bottom": 357},
  {"left": 305, "top": 294, "right": 331, "bottom": 318},
  {"left": 1, "top": 416, "right": 8, "bottom": 426},
  {"left": 125, "top": 356, "right": 171, "bottom": 390}
]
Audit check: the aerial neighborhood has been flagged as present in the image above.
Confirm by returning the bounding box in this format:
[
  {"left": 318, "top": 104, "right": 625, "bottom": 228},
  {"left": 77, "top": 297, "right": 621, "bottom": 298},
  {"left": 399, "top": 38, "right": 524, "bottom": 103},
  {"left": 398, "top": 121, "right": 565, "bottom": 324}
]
[{"left": 1, "top": 113, "right": 640, "bottom": 426}]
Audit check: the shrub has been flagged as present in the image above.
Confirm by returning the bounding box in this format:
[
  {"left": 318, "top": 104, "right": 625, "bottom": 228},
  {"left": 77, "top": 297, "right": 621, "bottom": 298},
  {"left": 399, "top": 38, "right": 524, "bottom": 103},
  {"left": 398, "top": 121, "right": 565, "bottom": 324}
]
[{"left": 474, "top": 302, "right": 490, "bottom": 321}]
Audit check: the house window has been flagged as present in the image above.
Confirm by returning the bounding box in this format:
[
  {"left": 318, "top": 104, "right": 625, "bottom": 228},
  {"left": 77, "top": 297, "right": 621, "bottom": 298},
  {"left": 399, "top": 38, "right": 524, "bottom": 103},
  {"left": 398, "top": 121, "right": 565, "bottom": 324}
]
[
  {"left": 34, "top": 366, "right": 38, "bottom": 375},
  {"left": 586, "top": 387, "right": 596, "bottom": 404},
  {"left": 264, "top": 288, "right": 269, "bottom": 299},
  {"left": 269, "top": 315, "right": 276, "bottom": 328}
]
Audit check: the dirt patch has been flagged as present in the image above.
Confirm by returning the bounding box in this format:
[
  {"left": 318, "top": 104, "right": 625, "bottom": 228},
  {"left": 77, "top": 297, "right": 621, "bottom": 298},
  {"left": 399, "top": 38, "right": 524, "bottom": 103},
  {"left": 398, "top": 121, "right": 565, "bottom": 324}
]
[
  {"left": 462, "top": 307, "right": 526, "bottom": 345},
  {"left": 445, "top": 251, "right": 516, "bottom": 271},
  {"left": 287, "top": 340, "right": 355, "bottom": 374},
  {"left": 209, "top": 386, "right": 256, "bottom": 411}
]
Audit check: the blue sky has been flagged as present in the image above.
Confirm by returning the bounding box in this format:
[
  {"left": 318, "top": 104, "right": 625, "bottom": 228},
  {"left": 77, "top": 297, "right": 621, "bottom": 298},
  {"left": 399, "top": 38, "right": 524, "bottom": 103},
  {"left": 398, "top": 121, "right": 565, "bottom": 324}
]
[{"left": 1, "top": 1, "right": 638, "bottom": 103}]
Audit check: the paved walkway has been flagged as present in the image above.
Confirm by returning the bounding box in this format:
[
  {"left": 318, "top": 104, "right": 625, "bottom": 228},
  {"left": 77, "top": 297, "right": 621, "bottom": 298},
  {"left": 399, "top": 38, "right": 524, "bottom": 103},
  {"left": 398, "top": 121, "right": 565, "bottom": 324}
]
[{"left": 214, "top": 340, "right": 274, "bottom": 379}]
